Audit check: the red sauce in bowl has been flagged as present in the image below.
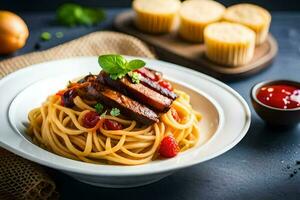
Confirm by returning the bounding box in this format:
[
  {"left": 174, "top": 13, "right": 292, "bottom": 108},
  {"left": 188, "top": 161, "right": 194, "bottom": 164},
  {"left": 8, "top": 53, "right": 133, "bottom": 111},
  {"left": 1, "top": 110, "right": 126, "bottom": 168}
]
[{"left": 257, "top": 84, "right": 300, "bottom": 109}]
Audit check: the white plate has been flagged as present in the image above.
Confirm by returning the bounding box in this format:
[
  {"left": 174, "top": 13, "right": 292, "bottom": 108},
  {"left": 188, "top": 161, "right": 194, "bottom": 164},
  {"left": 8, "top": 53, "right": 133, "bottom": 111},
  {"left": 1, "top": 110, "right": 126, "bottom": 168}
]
[{"left": 0, "top": 56, "right": 251, "bottom": 188}]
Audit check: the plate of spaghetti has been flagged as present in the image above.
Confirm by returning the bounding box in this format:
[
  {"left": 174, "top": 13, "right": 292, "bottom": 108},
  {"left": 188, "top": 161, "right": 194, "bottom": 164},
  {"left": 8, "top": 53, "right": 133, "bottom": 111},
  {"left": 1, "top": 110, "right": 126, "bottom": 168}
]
[{"left": 0, "top": 55, "right": 250, "bottom": 188}]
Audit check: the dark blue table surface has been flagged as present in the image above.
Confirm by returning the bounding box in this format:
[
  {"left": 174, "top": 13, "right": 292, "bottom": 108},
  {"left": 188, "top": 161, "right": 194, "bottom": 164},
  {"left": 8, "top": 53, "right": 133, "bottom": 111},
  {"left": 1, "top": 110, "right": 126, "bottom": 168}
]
[{"left": 1, "top": 9, "right": 300, "bottom": 200}]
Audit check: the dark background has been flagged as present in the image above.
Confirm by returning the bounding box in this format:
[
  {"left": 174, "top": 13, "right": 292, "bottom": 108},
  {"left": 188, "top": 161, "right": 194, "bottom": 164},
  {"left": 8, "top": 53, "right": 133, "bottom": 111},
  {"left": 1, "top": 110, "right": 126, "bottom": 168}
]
[{"left": 1, "top": 0, "right": 300, "bottom": 11}]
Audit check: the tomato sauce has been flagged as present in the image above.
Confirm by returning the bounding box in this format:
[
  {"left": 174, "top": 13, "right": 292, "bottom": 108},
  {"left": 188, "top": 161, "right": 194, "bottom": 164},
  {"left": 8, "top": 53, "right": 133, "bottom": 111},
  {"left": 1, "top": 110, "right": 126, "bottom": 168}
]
[
  {"left": 82, "top": 111, "right": 100, "bottom": 128},
  {"left": 103, "top": 119, "right": 123, "bottom": 130},
  {"left": 257, "top": 84, "right": 300, "bottom": 109}
]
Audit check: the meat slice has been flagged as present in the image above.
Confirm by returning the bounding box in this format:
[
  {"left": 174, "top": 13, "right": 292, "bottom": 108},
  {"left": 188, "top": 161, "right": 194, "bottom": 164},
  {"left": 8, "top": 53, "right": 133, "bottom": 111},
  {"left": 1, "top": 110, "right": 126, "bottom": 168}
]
[
  {"left": 77, "top": 78, "right": 159, "bottom": 125},
  {"left": 98, "top": 87, "right": 159, "bottom": 125},
  {"left": 135, "top": 68, "right": 177, "bottom": 100},
  {"left": 139, "top": 76, "right": 177, "bottom": 100},
  {"left": 98, "top": 71, "right": 172, "bottom": 112},
  {"left": 135, "top": 67, "right": 162, "bottom": 81}
]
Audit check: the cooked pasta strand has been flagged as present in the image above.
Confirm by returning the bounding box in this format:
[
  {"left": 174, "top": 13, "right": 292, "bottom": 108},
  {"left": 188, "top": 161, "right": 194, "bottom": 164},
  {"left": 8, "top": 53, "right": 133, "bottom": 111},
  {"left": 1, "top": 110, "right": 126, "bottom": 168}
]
[{"left": 27, "top": 90, "right": 201, "bottom": 165}]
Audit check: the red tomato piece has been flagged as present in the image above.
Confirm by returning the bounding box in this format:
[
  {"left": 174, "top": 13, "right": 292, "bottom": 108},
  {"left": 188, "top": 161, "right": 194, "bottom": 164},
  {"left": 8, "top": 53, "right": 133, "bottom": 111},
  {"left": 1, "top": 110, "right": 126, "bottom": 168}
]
[
  {"left": 82, "top": 111, "right": 100, "bottom": 128},
  {"left": 103, "top": 119, "right": 123, "bottom": 130},
  {"left": 154, "top": 71, "right": 162, "bottom": 82},
  {"left": 158, "top": 80, "right": 173, "bottom": 91},
  {"left": 159, "top": 135, "right": 180, "bottom": 158}
]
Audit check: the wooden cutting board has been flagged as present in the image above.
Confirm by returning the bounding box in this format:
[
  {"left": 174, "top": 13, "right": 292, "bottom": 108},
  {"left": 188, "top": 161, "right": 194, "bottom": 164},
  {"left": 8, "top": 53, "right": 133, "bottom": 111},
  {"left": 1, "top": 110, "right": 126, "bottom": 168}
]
[{"left": 114, "top": 11, "right": 278, "bottom": 80}]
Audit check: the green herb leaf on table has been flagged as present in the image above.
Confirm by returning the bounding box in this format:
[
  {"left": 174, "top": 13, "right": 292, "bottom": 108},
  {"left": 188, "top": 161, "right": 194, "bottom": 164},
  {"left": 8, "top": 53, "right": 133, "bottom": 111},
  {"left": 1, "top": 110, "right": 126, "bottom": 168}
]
[
  {"left": 55, "top": 32, "right": 64, "bottom": 38},
  {"left": 56, "top": 4, "right": 82, "bottom": 27},
  {"left": 40, "top": 32, "right": 52, "bottom": 41},
  {"left": 56, "top": 3, "right": 105, "bottom": 27},
  {"left": 94, "top": 103, "right": 104, "bottom": 114},
  {"left": 79, "top": 8, "right": 105, "bottom": 26},
  {"left": 110, "top": 108, "right": 120, "bottom": 117},
  {"left": 98, "top": 54, "right": 146, "bottom": 81}
]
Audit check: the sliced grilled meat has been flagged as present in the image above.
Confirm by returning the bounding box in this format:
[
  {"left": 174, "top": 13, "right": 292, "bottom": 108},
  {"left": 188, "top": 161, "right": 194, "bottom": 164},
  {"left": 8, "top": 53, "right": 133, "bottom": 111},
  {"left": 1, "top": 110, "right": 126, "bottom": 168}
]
[
  {"left": 139, "top": 76, "right": 177, "bottom": 100},
  {"left": 134, "top": 68, "right": 177, "bottom": 100},
  {"left": 135, "top": 67, "right": 162, "bottom": 81},
  {"left": 147, "top": 68, "right": 162, "bottom": 79},
  {"left": 77, "top": 77, "right": 159, "bottom": 125},
  {"left": 77, "top": 74, "right": 96, "bottom": 84},
  {"left": 98, "top": 87, "right": 159, "bottom": 125},
  {"left": 98, "top": 71, "right": 172, "bottom": 112}
]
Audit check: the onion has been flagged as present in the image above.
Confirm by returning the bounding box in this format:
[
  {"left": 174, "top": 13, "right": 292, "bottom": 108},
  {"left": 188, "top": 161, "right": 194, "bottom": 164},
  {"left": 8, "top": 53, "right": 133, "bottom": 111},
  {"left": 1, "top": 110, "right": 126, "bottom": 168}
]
[{"left": 0, "top": 11, "right": 29, "bottom": 54}]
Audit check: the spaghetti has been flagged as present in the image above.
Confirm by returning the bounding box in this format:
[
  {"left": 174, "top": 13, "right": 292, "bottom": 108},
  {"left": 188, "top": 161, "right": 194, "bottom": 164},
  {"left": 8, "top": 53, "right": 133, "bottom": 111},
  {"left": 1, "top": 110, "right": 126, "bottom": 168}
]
[{"left": 27, "top": 89, "right": 201, "bottom": 165}]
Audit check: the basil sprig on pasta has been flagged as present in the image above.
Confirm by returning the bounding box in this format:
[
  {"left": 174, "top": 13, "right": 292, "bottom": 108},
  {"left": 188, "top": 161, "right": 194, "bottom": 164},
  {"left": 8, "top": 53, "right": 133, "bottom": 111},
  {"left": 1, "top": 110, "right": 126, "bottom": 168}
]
[{"left": 98, "top": 54, "right": 145, "bottom": 81}]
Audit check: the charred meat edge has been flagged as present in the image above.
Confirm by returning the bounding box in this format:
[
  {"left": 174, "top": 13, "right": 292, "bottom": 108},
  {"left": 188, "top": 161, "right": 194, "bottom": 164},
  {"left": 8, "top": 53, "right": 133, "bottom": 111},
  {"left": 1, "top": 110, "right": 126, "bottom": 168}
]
[
  {"left": 136, "top": 68, "right": 177, "bottom": 100},
  {"left": 139, "top": 76, "right": 177, "bottom": 100}
]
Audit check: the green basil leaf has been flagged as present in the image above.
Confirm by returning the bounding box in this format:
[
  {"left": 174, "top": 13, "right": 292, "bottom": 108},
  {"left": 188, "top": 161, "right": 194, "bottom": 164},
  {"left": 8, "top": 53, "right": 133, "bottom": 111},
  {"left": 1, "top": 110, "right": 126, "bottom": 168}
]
[
  {"left": 80, "top": 8, "right": 105, "bottom": 25},
  {"left": 98, "top": 55, "right": 146, "bottom": 81},
  {"left": 56, "top": 3, "right": 83, "bottom": 27},
  {"left": 56, "top": 3, "right": 105, "bottom": 27},
  {"left": 127, "top": 59, "right": 146, "bottom": 71},
  {"left": 98, "top": 54, "right": 128, "bottom": 74}
]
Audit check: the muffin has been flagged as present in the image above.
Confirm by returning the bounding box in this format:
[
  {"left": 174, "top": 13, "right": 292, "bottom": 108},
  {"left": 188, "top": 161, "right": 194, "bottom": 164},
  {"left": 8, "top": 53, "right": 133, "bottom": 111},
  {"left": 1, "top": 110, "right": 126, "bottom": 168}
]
[
  {"left": 179, "top": 0, "right": 225, "bottom": 42},
  {"left": 204, "top": 22, "right": 256, "bottom": 66},
  {"left": 223, "top": 4, "right": 271, "bottom": 45},
  {"left": 132, "top": 0, "right": 181, "bottom": 34}
]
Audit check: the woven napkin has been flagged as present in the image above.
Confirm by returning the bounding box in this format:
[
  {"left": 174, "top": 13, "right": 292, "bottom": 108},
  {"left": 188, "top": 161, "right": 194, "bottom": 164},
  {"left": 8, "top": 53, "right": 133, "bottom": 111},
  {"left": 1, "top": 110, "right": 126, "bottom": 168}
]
[{"left": 0, "top": 31, "right": 155, "bottom": 199}]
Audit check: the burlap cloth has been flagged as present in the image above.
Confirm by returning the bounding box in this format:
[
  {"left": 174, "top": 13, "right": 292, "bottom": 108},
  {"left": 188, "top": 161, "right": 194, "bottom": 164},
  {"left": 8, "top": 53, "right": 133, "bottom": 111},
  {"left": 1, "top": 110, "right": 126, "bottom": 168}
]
[{"left": 0, "top": 31, "right": 155, "bottom": 199}]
